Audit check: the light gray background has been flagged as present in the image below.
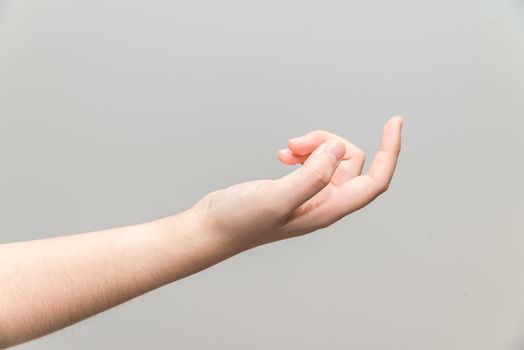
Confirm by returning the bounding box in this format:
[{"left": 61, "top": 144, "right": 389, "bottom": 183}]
[{"left": 1, "top": 0, "right": 523, "bottom": 349}]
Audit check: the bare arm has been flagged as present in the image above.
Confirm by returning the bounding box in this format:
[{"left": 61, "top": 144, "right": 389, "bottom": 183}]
[
  {"left": 0, "top": 117, "right": 402, "bottom": 348},
  {"left": 0, "top": 211, "right": 227, "bottom": 348}
]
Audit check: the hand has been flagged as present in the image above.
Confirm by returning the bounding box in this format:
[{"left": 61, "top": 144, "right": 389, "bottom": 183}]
[
  {"left": 190, "top": 116, "right": 403, "bottom": 251},
  {"left": 0, "top": 117, "right": 403, "bottom": 347}
]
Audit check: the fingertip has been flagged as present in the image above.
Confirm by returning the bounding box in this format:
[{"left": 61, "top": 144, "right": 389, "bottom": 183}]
[
  {"left": 287, "top": 137, "right": 305, "bottom": 151},
  {"left": 288, "top": 137, "right": 316, "bottom": 156},
  {"left": 288, "top": 136, "right": 306, "bottom": 146},
  {"left": 390, "top": 115, "right": 404, "bottom": 130},
  {"left": 382, "top": 116, "right": 404, "bottom": 138},
  {"left": 277, "top": 149, "right": 302, "bottom": 165},
  {"left": 377, "top": 116, "right": 403, "bottom": 153},
  {"left": 277, "top": 149, "right": 291, "bottom": 163}
]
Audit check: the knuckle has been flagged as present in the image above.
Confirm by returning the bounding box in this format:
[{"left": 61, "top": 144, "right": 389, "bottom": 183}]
[
  {"left": 354, "top": 149, "right": 366, "bottom": 162},
  {"left": 306, "top": 166, "right": 330, "bottom": 191},
  {"left": 195, "top": 190, "right": 220, "bottom": 212},
  {"left": 394, "top": 145, "right": 401, "bottom": 156}
]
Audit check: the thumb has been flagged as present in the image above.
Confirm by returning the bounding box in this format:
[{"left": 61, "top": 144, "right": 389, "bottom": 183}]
[{"left": 272, "top": 139, "right": 345, "bottom": 212}]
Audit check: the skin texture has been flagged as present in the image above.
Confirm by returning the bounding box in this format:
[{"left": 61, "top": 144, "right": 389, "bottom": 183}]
[{"left": 0, "top": 116, "right": 402, "bottom": 348}]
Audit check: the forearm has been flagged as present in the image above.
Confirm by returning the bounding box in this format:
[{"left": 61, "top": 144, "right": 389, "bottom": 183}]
[
  {"left": 0, "top": 119, "right": 402, "bottom": 348},
  {"left": 0, "top": 209, "right": 236, "bottom": 348}
]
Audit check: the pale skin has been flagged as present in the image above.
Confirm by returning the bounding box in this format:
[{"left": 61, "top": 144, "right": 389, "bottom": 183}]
[{"left": 0, "top": 116, "right": 403, "bottom": 348}]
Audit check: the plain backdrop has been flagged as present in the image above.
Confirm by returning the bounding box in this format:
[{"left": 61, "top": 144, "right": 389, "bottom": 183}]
[{"left": 1, "top": 0, "right": 523, "bottom": 349}]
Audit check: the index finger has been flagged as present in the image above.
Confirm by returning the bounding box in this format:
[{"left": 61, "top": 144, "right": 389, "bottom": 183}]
[{"left": 287, "top": 130, "right": 359, "bottom": 160}]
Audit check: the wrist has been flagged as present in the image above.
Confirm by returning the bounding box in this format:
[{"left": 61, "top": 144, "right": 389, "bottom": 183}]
[
  {"left": 179, "top": 207, "right": 251, "bottom": 257},
  {"left": 150, "top": 208, "right": 245, "bottom": 280}
]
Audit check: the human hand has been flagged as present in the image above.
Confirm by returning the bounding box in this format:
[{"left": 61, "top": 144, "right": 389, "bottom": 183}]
[
  {"left": 190, "top": 116, "right": 403, "bottom": 252},
  {"left": 0, "top": 117, "right": 402, "bottom": 347}
]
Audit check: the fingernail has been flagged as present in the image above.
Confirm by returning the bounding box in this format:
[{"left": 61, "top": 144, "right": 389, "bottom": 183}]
[
  {"left": 393, "top": 115, "right": 404, "bottom": 130},
  {"left": 288, "top": 136, "right": 306, "bottom": 144},
  {"left": 325, "top": 141, "right": 345, "bottom": 161},
  {"left": 278, "top": 148, "right": 291, "bottom": 155}
]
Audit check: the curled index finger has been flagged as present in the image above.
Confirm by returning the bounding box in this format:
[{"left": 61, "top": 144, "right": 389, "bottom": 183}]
[{"left": 287, "top": 130, "right": 358, "bottom": 160}]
